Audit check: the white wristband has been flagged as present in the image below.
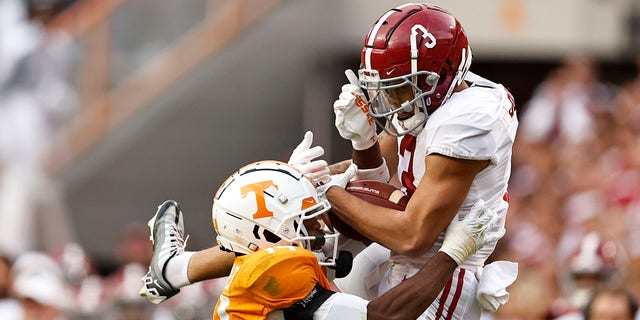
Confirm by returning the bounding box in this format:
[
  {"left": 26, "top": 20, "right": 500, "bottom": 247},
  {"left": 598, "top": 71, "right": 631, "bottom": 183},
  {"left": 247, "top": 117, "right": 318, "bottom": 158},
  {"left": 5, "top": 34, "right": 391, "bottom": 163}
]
[
  {"left": 351, "top": 136, "right": 377, "bottom": 151},
  {"left": 353, "top": 158, "right": 389, "bottom": 182}
]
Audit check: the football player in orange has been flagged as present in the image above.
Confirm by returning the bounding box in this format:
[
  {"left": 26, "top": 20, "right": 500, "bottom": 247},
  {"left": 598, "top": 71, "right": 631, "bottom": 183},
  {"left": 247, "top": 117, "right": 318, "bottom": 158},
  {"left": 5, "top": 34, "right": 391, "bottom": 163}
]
[{"left": 141, "top": 160, "right": 504, "bottom": 319}]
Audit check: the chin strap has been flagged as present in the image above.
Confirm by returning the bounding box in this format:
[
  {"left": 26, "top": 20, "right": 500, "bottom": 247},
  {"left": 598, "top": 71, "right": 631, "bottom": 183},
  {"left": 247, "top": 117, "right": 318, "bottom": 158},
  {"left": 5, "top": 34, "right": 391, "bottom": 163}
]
[
  {"left": 283, "top": 283, "right": 336, "bottom": 320},
  {"left": 397, "top": 111, "right": 427, "bottom": 136}
]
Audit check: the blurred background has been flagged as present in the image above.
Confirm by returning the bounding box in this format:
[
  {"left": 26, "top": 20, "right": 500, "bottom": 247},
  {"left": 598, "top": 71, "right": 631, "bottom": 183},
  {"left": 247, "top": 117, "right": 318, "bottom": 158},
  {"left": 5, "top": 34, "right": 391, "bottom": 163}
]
[{"left": 1, "top": 0, "right": 640, "bottom": 319}]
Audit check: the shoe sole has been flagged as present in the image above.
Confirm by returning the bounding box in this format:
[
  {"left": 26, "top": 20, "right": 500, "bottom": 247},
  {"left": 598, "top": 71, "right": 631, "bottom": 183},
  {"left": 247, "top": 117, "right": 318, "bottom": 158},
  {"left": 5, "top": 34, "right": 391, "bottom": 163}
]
[{"left": 148, "top": 200, "right": 180, "bottom": 243}]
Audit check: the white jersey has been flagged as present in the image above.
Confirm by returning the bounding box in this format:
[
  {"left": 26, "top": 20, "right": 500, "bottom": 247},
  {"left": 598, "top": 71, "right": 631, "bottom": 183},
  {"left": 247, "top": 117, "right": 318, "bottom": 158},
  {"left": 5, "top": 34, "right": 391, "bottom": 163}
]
[
  {"left": 354, "top": 72, "right": 520, "bottom": 320},
  {"left": 391, "top": 71, "right": 518, "bottom": 269},
  {"left": 336, "top": 72, "right": 518, "bottom": 320}
]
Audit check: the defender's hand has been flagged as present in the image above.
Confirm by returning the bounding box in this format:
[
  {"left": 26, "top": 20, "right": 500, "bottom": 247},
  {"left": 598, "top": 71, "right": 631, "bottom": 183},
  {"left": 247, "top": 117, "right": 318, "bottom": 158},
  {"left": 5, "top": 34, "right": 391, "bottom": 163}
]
[
  {"left": 440, "top": 200, "right": 505, "bottom": 265},
  {"left": 333, "top": 69, "right": 377, "bottom": 151},
  {"left": 319, "top": 163, "right": 358, "bottom": 193},
  {"left": 288, "top": 131, "right": 330, "bottom": 185}
]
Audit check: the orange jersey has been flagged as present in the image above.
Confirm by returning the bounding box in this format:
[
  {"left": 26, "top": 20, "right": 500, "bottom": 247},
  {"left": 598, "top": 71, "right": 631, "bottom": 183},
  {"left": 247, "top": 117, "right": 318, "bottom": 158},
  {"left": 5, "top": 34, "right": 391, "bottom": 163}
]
[{"left": 213, "top": 246, "right": 331, "bottom": 320}]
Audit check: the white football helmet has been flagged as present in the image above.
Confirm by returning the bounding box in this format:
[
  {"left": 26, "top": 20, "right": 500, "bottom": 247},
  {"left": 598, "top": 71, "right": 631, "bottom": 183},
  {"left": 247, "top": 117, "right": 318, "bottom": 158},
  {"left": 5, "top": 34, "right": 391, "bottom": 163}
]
[{"left": 212, "top": 160, "right": 339, "bottom": 266}]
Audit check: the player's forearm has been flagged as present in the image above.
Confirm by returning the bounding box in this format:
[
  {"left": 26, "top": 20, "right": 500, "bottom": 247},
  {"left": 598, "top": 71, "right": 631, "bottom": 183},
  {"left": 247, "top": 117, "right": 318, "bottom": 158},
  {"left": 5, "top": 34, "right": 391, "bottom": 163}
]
[
  {"left": 325, "top": 187, "right": 419, "bottom": 254},
  {"left": 187, "top": 246, "right": 235, "bottom": 283},
  {"left": 352, "top": 141, "right": 384, "bottom": 169},
  {"left": 366, "top": 252, "right": 458, "bottom": 320}
]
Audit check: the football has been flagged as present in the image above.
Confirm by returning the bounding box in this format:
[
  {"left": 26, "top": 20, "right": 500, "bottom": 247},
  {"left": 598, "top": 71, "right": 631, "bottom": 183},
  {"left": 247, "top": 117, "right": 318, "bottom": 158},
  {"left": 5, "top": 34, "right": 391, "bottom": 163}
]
[{"left": 323, "top": 180, "right": 409, "bottom": 244}]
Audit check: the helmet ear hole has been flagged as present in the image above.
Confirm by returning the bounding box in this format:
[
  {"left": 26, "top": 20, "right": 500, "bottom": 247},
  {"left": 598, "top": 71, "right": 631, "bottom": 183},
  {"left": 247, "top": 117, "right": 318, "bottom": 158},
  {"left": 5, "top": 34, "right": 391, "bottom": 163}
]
[
  {"left": 439, "top": 68, "right": 447, "bottom": 84},
  {"left": 293, "top": 220, "right": 300, "bottom": 235},
  {"left": 263, "top": 229, "right": 281, "bottom": 244},
  {"left": 252, "top": 225, "right": 261, "bottom": 240},
  {"left": 445, "top": 58, "right": 455, "bottom": 72}
]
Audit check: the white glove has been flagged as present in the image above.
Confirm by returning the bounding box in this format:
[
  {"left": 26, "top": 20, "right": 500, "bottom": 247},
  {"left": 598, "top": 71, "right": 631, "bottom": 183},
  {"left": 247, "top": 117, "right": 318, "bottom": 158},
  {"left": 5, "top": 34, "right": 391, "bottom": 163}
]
[
  {"left": 333, "top": 69, "right": 377, "bottom": 150},
  {"left": 288, "top": 131, "right": 330, "bottom": 184},
  {"left": 439, "top": 200, "right": 505, "bottom": 265},
  {"left": 319, "top": 163, "right": 358, "bottom": 193}
]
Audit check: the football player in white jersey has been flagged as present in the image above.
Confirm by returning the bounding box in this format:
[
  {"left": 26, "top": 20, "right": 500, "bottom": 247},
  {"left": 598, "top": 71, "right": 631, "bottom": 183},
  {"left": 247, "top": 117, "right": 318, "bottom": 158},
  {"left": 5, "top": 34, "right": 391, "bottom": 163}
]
[{"left": 326, "top": 3, "right": 519, "bottom": 319}]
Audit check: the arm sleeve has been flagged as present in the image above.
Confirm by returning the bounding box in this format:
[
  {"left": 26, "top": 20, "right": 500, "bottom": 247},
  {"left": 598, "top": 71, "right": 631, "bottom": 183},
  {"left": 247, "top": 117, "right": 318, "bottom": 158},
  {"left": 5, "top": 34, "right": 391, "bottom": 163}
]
[{"left": 314, "top": 292, "right": 369, "bottom": 320}]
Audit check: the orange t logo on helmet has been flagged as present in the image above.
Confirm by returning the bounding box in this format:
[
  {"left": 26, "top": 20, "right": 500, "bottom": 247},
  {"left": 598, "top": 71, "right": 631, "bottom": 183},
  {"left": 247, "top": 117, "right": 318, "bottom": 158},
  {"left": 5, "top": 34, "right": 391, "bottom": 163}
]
[{"left": 241, "top": 181, "right": 276, "bottom": 219}]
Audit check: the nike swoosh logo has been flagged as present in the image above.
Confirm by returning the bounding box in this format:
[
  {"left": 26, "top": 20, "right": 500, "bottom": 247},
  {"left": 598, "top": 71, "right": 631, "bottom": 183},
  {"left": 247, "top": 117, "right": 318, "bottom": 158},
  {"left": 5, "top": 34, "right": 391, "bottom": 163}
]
[{"left": 386, "top": 68, "right": 396, "bottom": 76}]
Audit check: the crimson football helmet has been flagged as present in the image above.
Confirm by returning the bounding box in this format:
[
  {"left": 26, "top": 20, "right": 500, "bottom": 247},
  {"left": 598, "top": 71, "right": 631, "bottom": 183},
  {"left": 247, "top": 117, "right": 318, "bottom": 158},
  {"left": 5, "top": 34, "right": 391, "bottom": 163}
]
[
  {"left": 568, "top": 232, "right": 620, "bottom": 278},
  {"left": 359, "top": 3, "right": 472, "bottom": 136},
  {"left": 561, "top": 232, "right": 625, "bottom": 308},
  {"left": 212, "top": 161, "right": 340, "bottom": 266}
]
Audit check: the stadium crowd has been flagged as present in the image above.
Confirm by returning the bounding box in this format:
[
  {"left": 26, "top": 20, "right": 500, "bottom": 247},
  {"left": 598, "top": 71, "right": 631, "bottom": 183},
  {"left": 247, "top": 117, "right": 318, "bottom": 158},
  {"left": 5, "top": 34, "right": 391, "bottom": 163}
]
[{"left": 490, "top": 54, "right": 640, "bottom": 319}]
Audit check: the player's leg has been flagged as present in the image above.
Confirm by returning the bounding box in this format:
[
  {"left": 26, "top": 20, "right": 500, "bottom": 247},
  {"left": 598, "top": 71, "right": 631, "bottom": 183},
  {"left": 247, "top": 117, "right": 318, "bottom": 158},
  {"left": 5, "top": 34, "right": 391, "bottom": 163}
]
[
  {"left": 139, "top": 200, "right": 235, "bottom": 304},
  {"left": 333, "top": 242, "right": 390, "bottom": 299},
  {"left": 187, "top": 246, "right": 234, "bottom": 283},
  {"left": 139, "top": 200, "right": 189, "bottom": 303}
]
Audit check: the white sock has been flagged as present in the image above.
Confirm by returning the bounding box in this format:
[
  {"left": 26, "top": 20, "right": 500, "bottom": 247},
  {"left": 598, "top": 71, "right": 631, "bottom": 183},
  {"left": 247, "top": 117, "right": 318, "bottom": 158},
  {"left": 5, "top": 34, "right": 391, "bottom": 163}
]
[{"left": 165, "top": 251, "right": 195, "bottom": 288}]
